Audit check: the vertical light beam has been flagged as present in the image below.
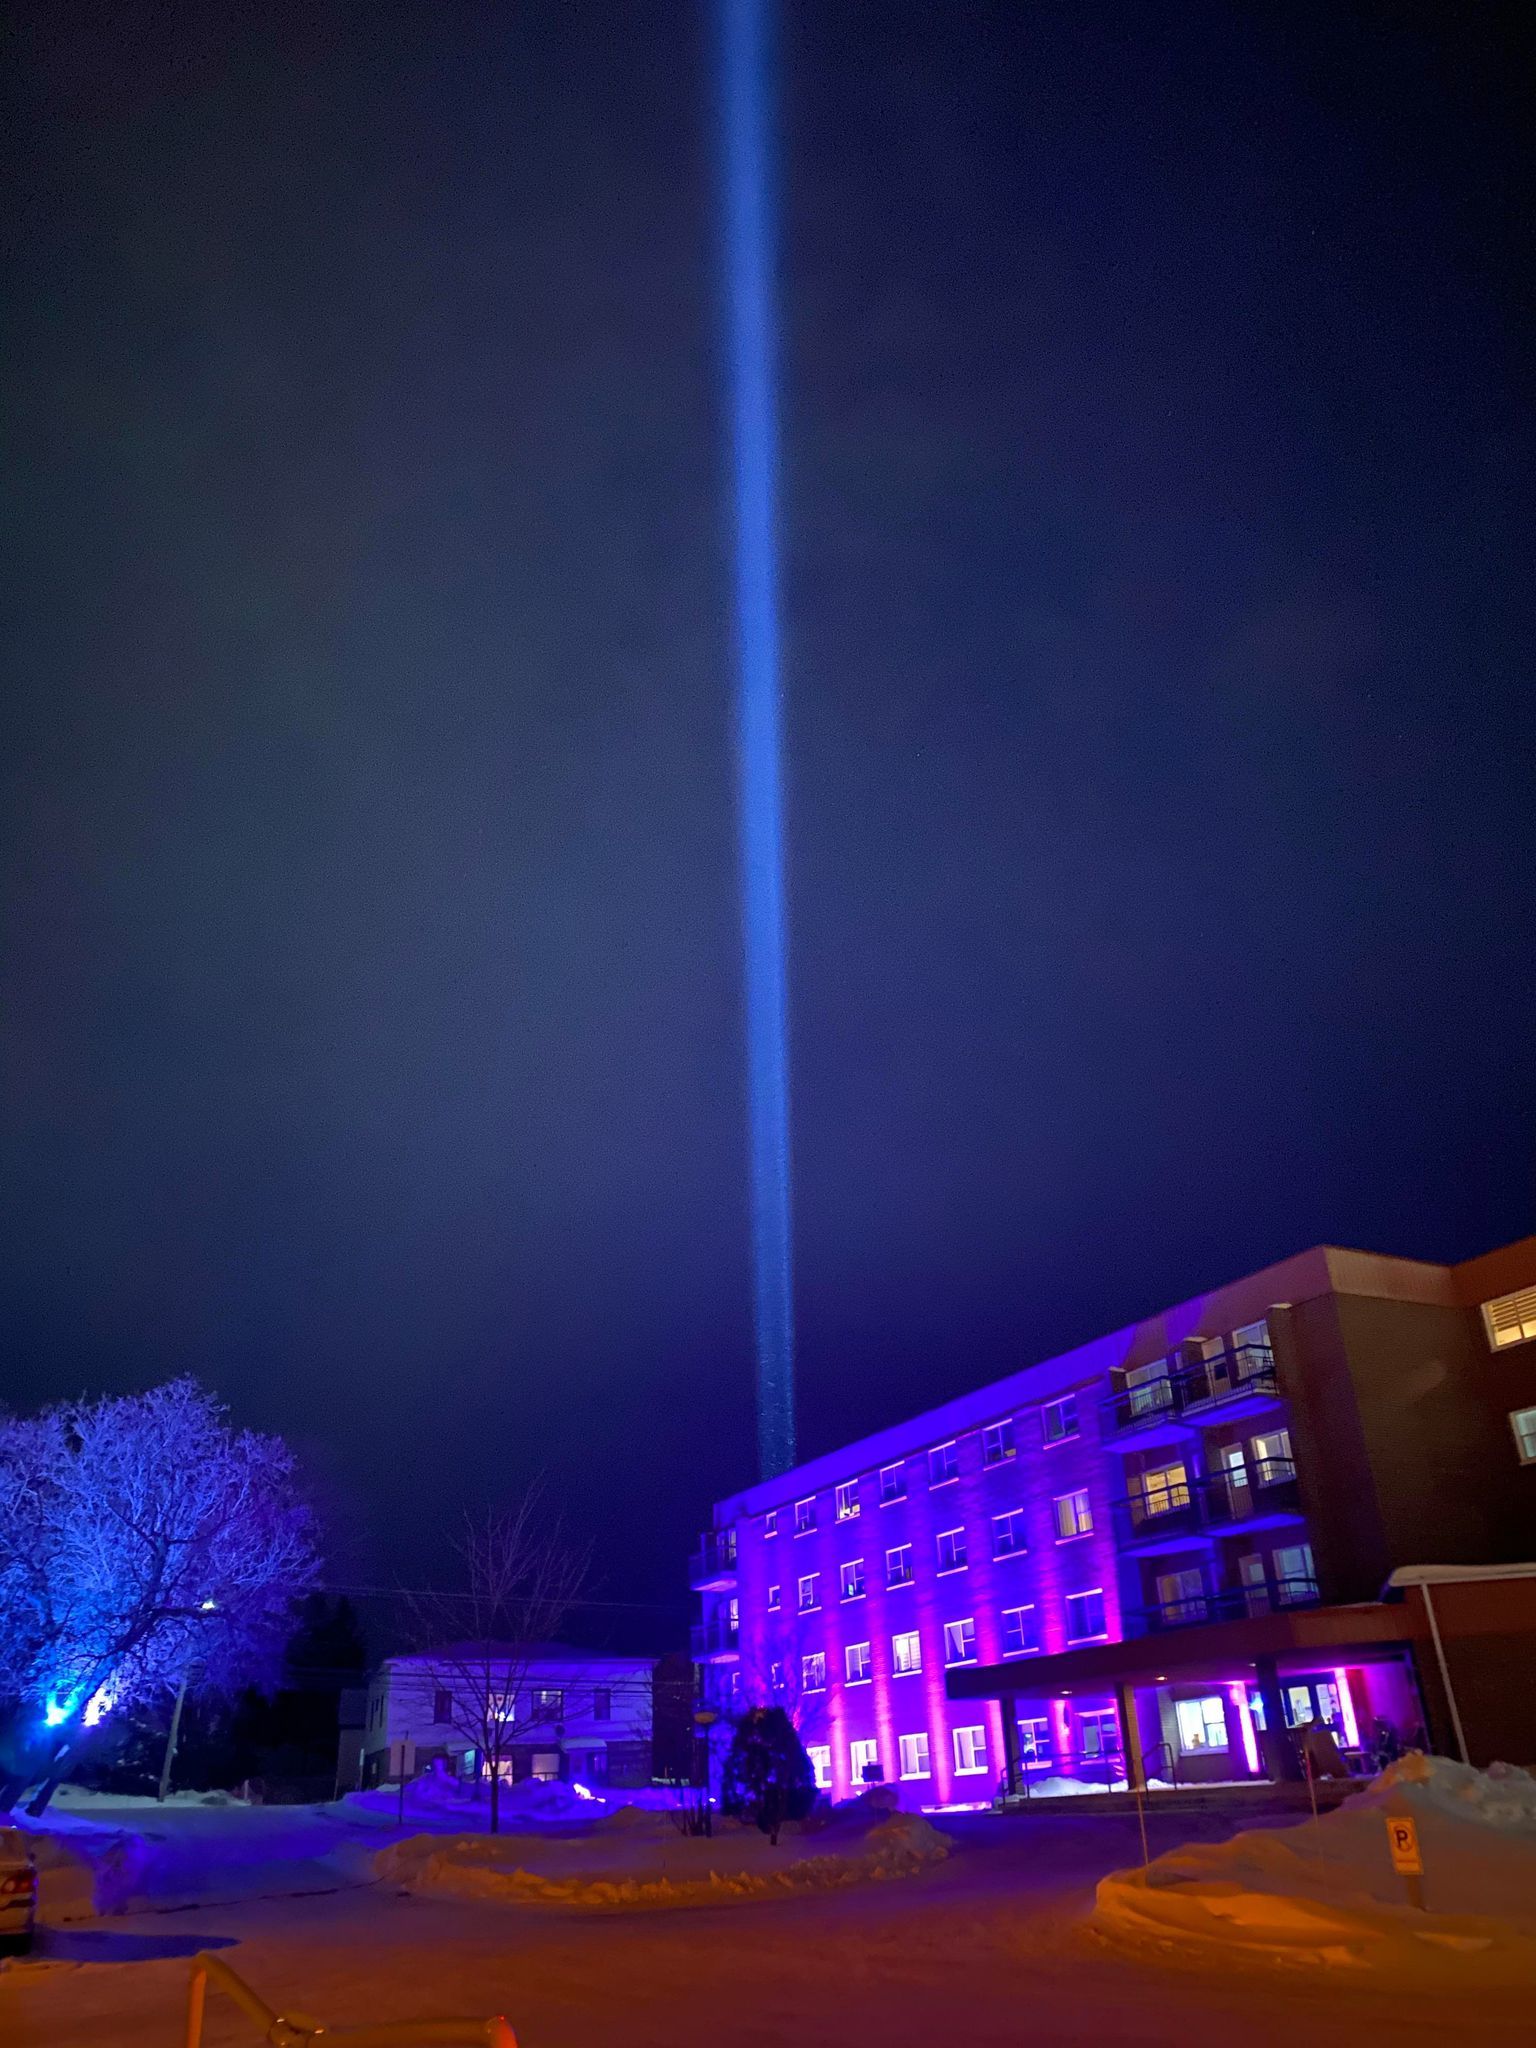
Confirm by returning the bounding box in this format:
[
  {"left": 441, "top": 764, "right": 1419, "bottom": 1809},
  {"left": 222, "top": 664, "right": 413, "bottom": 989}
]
[{"left": 719, "top": 0, "right": 795, "bottom": 1478}]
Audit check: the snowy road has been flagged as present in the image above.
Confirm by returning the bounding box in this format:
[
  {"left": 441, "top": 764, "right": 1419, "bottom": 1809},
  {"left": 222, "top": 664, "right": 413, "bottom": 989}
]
[{"left": 5, "top": 1812, "right": 1529, "bottom": 2047}]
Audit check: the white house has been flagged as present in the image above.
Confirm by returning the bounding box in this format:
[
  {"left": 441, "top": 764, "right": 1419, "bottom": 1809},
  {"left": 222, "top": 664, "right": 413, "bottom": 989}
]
[{"left": 357, "top": 1644, "right": 658, "bottom": 1791}]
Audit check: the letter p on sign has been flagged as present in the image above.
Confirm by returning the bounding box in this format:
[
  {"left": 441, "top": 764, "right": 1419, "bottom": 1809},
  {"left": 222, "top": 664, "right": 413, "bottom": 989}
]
[{"left": 1386, "top": 1814, "right": 1422, "bottom": 1875}]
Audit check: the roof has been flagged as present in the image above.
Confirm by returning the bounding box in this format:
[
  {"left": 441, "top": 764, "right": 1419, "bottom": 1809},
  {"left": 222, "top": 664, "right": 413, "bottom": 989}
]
[
  {"left": 1387, "top": 1561, "right": 1536, "bottom": 1589},
  {"left": 381, "top": 1642, "right": 657, "bottom": 1670}
]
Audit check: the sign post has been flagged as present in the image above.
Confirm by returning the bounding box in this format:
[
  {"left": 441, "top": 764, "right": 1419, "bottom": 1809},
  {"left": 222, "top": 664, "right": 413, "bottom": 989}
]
[{"left": 1385, "top": 1813, "right": 1424, "bottom": 1911}]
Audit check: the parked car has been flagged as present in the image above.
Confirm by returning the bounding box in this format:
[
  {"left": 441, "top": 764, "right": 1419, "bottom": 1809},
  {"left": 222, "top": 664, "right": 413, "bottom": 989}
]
[{"left": 0, "top": 1828, "right": 37, "bottom": 1955}]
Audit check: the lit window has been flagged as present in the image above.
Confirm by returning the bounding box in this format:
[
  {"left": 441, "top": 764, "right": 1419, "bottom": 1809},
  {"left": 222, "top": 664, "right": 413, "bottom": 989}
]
[
  {"left": 846, "top": 1640, "right": 872, "bottom": 1684},
  {"left": 1231, "top": 1321, "right": 1274, "bottom": 1378},
  {"left": 1512, "top": 1408, "right": 1536, "bottom": 1464},
  {"left": 802, "top": 1652, "right": 826, "bottom": 1692},
  {"left": 764, "top": 1509, "right": 778, "bottom": 1537},
  {"left": 1175, "top": 1696, "right": 1230, "bottom": 1753},
  {"left": 794, "top": 1497, "right": 816, "bottom": 1534},
  {"left": 850, "top": 1737, "right": 880, "bottom": 1785},
  {"left": 898, "top": 1731, "right": 931, "bottom": 1779},
  {"left": 532, "top": 1688, "right": 564, "bottom": 1719},
  {"left": 1124, "top": 1359, "right": 1173, "bottom": 1417},
  {"left": 953, "top": 1725, "right": 989, "bottom": 1776},
  {"left": 835, "top": 1480, "right": 861, "bottom": 1521},
  {"left": 1077, "top": 1708, "right": 1121, "bottom": 1760},
  {"left": 840, "top": 1558, "right": 866, "bottom": 1601},
  {"left": 1042, "top": 1395, "right": 1078, "bottom": 1444},
  {"left": 942, "top": 1617, "right": 977, "bottom": 1666},
  {"left": 886, "top": 1543, "right": 914, "bottom": 1587},
  {"left": 798, "top": 1573, "right": 819, "bottom": 1612},
  {"left": 1053, "top": 1488, "right": 1093, "bottom": 1539},
  {"left": 1485, "top": 1288, "right": 1536, "bottom": 1350},
  {"left": 1273, "top": 1543, "right": 1317, "bottom": 1605},
  {"left": 1251, "top": 1429, "right": 1294, "bottom": 1483},
  {"left": 879, "top": 1462, "right": 907, "bottom": 1504},
  {"left": 936, "top": 1526, "right": 968, "bottom": 1573},
  {"left": 767, "top": 1583, "right": 781, "bottom": 1611},
  {"left": 1156, "top": 1566, "right": 1206, "bottom": 1622},
  {"left": 1137, "top": 1463, "right": 1190, "bottom": 1516},
  {"left": 928, "top": 1441, "right": 960, "bottom": 1486},
  {"left": 892, "top": 1630, "right": 922, "bottom": 1675},
  {"left": 992, "top": 1509, "right": 1026, "bottom": 1557},
  {"left": 1001, "top": 1605, "right": 1038, "bottom": 1656},
  {"left": 1065, "top": 1588, "right": 1106, "bottom": 1642},
  {"left": 807, "top": 1744, "right": 832, "bottom": 1789},
  {"left": 1017, "top": 1715, "right": 1052, "bottom": 1763},
  {"left": 983, "top": 1419, "right": 1015, "bottom": 1465}
]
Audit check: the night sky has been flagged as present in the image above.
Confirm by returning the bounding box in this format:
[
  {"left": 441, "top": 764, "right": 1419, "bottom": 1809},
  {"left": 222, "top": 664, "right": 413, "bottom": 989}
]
[{"left": 4, "top": 3, "right": 1533, "bottom": 1649}]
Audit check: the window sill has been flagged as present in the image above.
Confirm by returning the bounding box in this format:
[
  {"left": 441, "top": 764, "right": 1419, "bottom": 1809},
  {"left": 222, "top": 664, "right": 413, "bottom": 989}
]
[
  {"left": 793, "top": 1528, "right": 818, "bottom": 1538},
  {"left": 953, "top": 1765, "right": 988, "bottom": 1776},
  {"left": 936, "top": 1565, "right": 968, "bottom": 1577},
  {"left": 1065, "top": 1632, "right": 1110, "bottom": 1647},
  {"left": 1054, "top": 1531, "right": 1095, "bottom": 1545},
  {"left": 893, "top": 1667, "right": 923, "bottom": 1678},
  {"left": 1002, "top": 1647, "right": 1040, "bottom": 1659},
  {"left": 841, "top": 1592, "right": 866, "bottom": 1603},
  {"left": 899, "top": 1771, "right": 932, "bottom": 1781},
  {"left": 944, "top": 1658, "right": 978, "bottom": 1670},
  {"left": 1042, "top": 1435, "right": 1081, "bottom": 1449},
  {"left": 983, "top": 1454, "right": 1017, "bottom": 1468},
  {"left": 846, "top": 1677, "right": 871, "bottom": 1687},
  {"left": 886, "top": 1579, "right": 913, "bottom": 1591},
  {"left": 993, "top": 1549, "right": 1026, "bottom": 1562},
  {"left": 928, "top": 1476, "right": 960, "bottom": 1489},
  {"left": 880, "top": 1496, "right": 908, "bottom": 1508},
  {"left": 798, "top": 1606, "right": 821, "bottom": 1616}
]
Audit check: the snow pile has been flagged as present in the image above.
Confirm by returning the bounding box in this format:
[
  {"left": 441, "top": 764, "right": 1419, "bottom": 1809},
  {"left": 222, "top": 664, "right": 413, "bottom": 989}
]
[
  {"left": 1095, "top": 1754, "right": 1536, "bottom": 1983},
  {"left": 376, "top": 1801, "right": 953, "bottom": 1911},
  {"left": 345, "top": 1766, "right": 692, "bottom": 1830}
]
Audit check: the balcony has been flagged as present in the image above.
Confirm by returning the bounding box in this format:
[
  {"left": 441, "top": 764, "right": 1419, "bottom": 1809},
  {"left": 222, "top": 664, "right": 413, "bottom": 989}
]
[
  {"left": 1111, "top": 1460, "right": 1303, "bottom": 1554},
  {"left": 690, "top": 1617, "right": 741, "bottom": 1662},
  {"left": 1101, "top": 1351, "right": 1283, "bottom": 1440},
  {"left": 688, "top": 1531, "right": 738, "bottom": 1591},
  {"left": 1124, "top": 1570, "right": 1322, "bottom": 1637}
]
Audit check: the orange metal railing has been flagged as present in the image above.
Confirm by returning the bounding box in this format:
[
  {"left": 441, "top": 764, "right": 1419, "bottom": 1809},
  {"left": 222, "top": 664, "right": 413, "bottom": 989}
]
[{"left": 183, "top": 1950, "right": 518, "bottom": 2048}]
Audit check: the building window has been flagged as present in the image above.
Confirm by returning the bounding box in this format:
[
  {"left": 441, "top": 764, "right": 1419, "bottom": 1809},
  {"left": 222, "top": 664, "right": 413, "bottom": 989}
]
[
  {"left": 1273, "top": 1542, "right": 1317, "bottom": 1605},
  {"left": 767, "top": 1583, "right": 781, "bottom": 1610},
  {"left": 850, "top": 1739, "right": 880, "bottom": 1787},
  {"left": 1001, "top": 1605, "right": 1039, "bottom": 1656},
  {"left": 1231, "top": 1320, "right": 1274, "bottom": 1377},
  {"left": 845, "top": 1640, "right": 872, "bottom": 1684},
  {"left": 1065, "top": 1589, "right": 1106, "bottom": 1642},
  {"left": 1042, "top": 1394, "right": 1078, "bottom": 1444},
  {"left": 532, "top": 1688, "right": 564, "bottom": 1719},
  {"left": 1511, "top": 1408, "right": 1536, "bottom": 1464},
  {"left": 770, "top": 1660, "right": 785, "bottom": 1690},
  {"left": 807, "top": 1744, "right": 832, "bottom": 1789},
  {"left": 936, "top": 1526, "right": 968, "bottom": 1573},
  {"left": 983, "top": 1419, "right": 1016, "bottom": 1465},
  {"left": 1077, "top": 1708, "right": 1121, "bottom": 1761},
  {"left": 892, "top": 1630, "right": 922, "bottom": 1675},
  {"left": 942, "top": 1617, "right": 978, "bottom": 1666},
  {"left": 592, "top": 1687, "right": 612, "bottom": 1721},
  {"left": 835, "top": 1480, "right": 861, "bottom": 1521},
  {"left": 1156, "top": 1566, "right": 1207, "bottom": 1623},
  {"left": 798, "top": 1573, "right": 820, "bottom": 1612},
  {"left": 1124, "top": 1358, "right": 1173, "bottom": 1417},
  {"left": 992, "top": 1509, "right": 1026, "bottom": 1558},
  {"left": 1018, "top": 1715, "right": 1053, "bottom": 1764},
  {"left": 764, "top": 1509, "right": 778, "bottom": 1537},
  {"left": 1175, "top": 1696, "right": 1230, "bottom": 1753},
  {"left": 795, "top": 1497, "right": 816, "bottom": 1534},
  {"left": 1054, "top": 1488, "right": 1093, "bottom": 1539},
  {"left": 886, "top": 1543, "right": 914, "bottom": 1587},
  {"left": 1485, "top": 1288, "right": 1536, "bottom": 1351},
  {"left": 928, "top": 1441, "right": 960, "bottom": 1486},
  {"left": 802, "top": 1652, "right": 826, "bottom": 1692},
  {"left": 953, "top": 1725, "right": 989, "bottom": 1776},
  {"left": 879, "top": 1462, "right": 907, "bottom": 1504},
  {"left": 899, "top": 1731, "right": 931, "bottom": 1779},
  {"left": 432, "top": 1689, "right": 453, "bottom": 1724},
  {"left": 840, "top": 1558, "right": 866, "bottom": 1601},
  {"left": 1137, "top": 1462, "right": 1191, "bottom": 1517},
  {"left": 1251, "top": 1428, "right": 1295, "bottom": 1484}
]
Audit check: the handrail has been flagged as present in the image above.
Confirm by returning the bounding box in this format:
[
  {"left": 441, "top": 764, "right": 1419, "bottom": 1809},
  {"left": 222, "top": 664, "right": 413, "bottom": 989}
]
[{"left": 184, "top": 1951, "right": 518, "bottom": 2048}]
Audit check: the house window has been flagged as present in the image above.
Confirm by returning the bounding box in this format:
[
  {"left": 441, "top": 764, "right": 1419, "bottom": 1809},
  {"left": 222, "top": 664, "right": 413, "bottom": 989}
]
[
  {"left": 1065, "top": 1588, "right": 1106, "bottom": 1642},
  {"left": 1485, "top": 1288, "right": 1536, "bottom": 1350},
  {"left": 1511, "top": 1408, "right": 1536, "bottom": 1463},
  {"left": 798, "top": 1573, "right": 820, "bottom": 1612},
  {"left": 1042, "top": 1394, "right": 1078, "bottom": 1444},
  {"left": 532, "top": 1688, "right": 564, "bottom": 1719},
  {"left": 899, "top": 1731, "right": 931, "bottom": 1779},
  {"left": 850, "top": 1737, "right": 881, "bottom": 1785},
  {"left": 1077, "top": 1708, "right": 1121, "bottom": 1760},
  {"left": 1054, "top": 1488, "right": 1093, "bottom": 1539},
  {"left": 846, "top": 1640, "right": 872, "bottom": 1684},
  {"left": 886, "top": 1543, "right": 914, "bottom": 1587},
  {"left": 879, "top": 1462, "right": 907, "bottom": 1504},
  {"left": 840, "top": 1558, "right": 866, "bottom": 1601},
  {"left": 992, "top": 1509, "right": 1026, "bottom": 1557},
  {"left": 764, "top": 1509, "right": 778, "bottom": 1537},
  {"left": 1273, "top": 1542, "right": 1317, "bottom": 1604},
  {"left": 802, "top": 1652, "right": 826, "bottom": 1692},
  {"left": 1156, "top": 1566, "right": 1207, "bottom": 1622},
  {"left": 592, "top": 1688, "right": 612, "bottom": 1721},
  {"left": 892, "top": 1630, "right": 922, "bottom": 1675},
  {"left": 953, "top": 1725, "right": 989, "bottom": 1776},
  {"left": 836, "top": 1480, "right": 861, "bottom": 1521},
  {"left": 1001, "top": 1605, "right": 1038, "bottom": 1656},
  {"left": 942, "top": 1617, "right": 977, "bottom": 1666},
  {"left": 1251, "top": 1428, "right": 1294, "bottom": 1483},
  {"left": 983, "top": 1419, "right": 1016, "bottom": 1465},
  {"left": 1175, "top": 1696, "right": 1230, "bottom": 1753},
  {"left": 767, "top": 1583, "right": 781, "bottom": 1610},
  {"left": 936, "top": 1526, "right": 968, "bottom": 1573},
  {"left": 433, "top": 1690, "right": 453, "bottom": 1724},
  {"left": 807, "top": 1744, "right": 832, "bottom": 1789},
  {"left": 1018, "top": 1715, "right": 1053, "bottom": 1764},
  {"left": 928, "top": 1441, "right": 960, "bottom": 1486},
  {"left": 1137, "top": 1462, "right": 1191, "bottom": 1517},
  {"left": 1124, "top": 1358, "right": 1173, "bottom": 1417},
  {"left": 795, "top": 1497, "right": 816, "bottom": 1534},
  {"left": 1231, "top": 1320, "right": 1274, "bottom": 1378},
  {"left": 770, "top": 1660, "right": 785, "bottom": 1690}
]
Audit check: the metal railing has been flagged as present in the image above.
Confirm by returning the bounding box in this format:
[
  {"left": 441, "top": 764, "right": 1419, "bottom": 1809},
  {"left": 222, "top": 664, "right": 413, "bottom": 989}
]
[
  {"left": 687, "top": 1532, "right": 738, "bottom": 1586},
  {"left": 184, "top": 1951, "right": 517, "bottom": 2048},
  {"left": 1111, "top": 1462, "right": 1301, "bottom": 1547},
  {"left": 1101, "top": 1352, "right": 1281, "bottom": 1434},
  {"left": 1125, "top": 1572, "right": 1321, "bottom": 1635},
  {"left": 689, "top": 1617, "right": 741, "bottom": 1658}
]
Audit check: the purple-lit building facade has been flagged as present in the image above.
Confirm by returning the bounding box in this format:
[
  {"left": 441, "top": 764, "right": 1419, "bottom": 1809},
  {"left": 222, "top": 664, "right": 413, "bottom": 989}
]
[{"left": 693, "top": 1235, "right": 1536, "bottom": 1806}]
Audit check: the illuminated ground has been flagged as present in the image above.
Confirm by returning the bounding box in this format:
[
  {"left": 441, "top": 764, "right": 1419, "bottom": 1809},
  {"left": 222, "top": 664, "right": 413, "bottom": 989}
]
[{"left": 5, "top": 1811, "right": 1528, "bottom": 2047}]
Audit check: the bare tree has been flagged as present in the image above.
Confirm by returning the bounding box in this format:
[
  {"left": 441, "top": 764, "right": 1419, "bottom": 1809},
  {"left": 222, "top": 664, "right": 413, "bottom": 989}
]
[{"left": 401, "top": 1490, "right": 589, "bottom": 1834}]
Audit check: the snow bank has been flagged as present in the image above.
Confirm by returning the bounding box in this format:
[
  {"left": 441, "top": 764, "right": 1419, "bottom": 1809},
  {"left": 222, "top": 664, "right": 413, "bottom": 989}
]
[
  {"left": 376, "top": 1801, "right": 953, "bottom": 1911},
  {"left": 345, "top": 1767, "right": 693, "bottom": 1831},
  {"left": 1095, "top": 1755, "right": 1536, "bottom": 1983}
]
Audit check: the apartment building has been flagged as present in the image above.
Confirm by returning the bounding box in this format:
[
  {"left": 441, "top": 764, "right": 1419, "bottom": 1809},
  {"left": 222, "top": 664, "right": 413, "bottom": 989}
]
[{"left": 692, "top": 1235, "right": 1536, "bottom": 1806}]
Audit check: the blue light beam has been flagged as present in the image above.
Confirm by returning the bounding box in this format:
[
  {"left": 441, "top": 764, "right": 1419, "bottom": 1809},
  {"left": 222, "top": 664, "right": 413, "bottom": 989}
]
[{"left": 719, "top": 0, "right": 796, "bottom": 1479}]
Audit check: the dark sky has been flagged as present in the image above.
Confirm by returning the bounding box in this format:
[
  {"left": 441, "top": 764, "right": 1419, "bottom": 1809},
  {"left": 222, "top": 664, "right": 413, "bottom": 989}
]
[{"left": 4, "top": 2, "right": 1533, "bottom": 1650}]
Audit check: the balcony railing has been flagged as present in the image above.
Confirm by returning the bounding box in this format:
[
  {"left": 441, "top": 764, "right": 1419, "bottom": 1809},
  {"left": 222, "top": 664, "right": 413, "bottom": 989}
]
[
  {"left": 1124, "top": 1571, "right": 1321, "bottom": 1636},
  {"left": 688, "top": 1532, "right": 738, "bottom": 1590},
  {"left": 690, "top": 1617, "right": 741, "bottom": 1660},
  {"left": 1101, "top": 1352, "right": 1281, "bottom": 1435},
  {"left": 1111, "top": 1461, "right": 1301, "bottom": 1549}
]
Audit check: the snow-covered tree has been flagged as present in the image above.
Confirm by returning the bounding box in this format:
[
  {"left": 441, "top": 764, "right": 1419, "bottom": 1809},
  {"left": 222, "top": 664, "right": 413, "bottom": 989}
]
[{"left": 0, "top": 1379, "right": 320, "bottom": 1812}]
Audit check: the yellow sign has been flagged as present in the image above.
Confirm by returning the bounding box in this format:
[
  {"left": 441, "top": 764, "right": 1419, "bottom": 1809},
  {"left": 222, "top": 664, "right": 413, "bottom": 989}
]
[{"left": 1385, "top": 1814, "right": 1422, "bottom": 1875}]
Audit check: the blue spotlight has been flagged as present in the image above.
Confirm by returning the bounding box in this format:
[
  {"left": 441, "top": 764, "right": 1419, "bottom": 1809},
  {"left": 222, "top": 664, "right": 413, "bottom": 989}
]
[{"left": 718, "top": 0, "right": 795, "bottom": 1478}]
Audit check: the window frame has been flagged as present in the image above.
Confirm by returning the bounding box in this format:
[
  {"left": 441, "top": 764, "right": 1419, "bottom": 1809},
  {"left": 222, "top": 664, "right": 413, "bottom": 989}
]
[
  {"left": 801, "top": 1651, "right": 826, "bottom": 1693},
  {"left": 942, "top": 1616, "right": 978, "bottom": 1667},
  {"left": 892, "top": 1629, "right": 922, "bottom": 1676},
  {"left": 879, "top": 1461, "right": 908, "bottom": 1504},
  {"left": 952, "top": 1725, "right": 989, "bottom": 1776},
  {"left": 928, "top": 1440, "right": 960, "bottom": 1487},
  {"left": 1512, "top": 1407, "right": 1536, "bottom": 1464},
  {"left": 845, "top": 1640, "right": 872, "bottom": 1685},
  {"left": 936, "top": 1525, "right": 968, "bottom": 1574},
  {"left": 767, "top": 1582, "right": 781, "bottom": 1611},
  {"left": 1175, "top": 1695, "right": 1230, "bottom": 1754},
  {"left": 1064, "top": 1587, "right": 1107, "bottom": 1643},
  {"left": 992, "top": 1508, "right": 1026, "bottom": 1558},
  {"left": 797, "top": 1572, "right": 820, "bottom": 1613},
  {"left": 1053, "top": 1487, "right": 1094, "bottom": 1540},
  {"left": 1041, "top": 1393, "right": 1079, "bottom": 1444},
  {"left": 1001, "top": 1604, "right": 1039, "bottom": 1657},
  {"left": 1485, "top": 1288, "right": 1536, "bottom": 1350},
  {"left": 886, "top": 1542, "right": 914, "bottom": 1588},
  {"left": 840, "top": 1557, "right": 867, "bottom": 1601},
  {"left": 806, "top": 1743, "right": 832, "bottom": 1789},
  {"left": 835, "top": 1480, "right": 861, "bottom": 1522},
  {"left": 982, "top": 1418, "right": 1016, "bottom": 1465},
  {"left": 898, "top": 1731, "right": 931, "bottom": 1780},
  {"left": 794, "top": 1497, "right": 817, "bottom": 1535}
]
